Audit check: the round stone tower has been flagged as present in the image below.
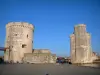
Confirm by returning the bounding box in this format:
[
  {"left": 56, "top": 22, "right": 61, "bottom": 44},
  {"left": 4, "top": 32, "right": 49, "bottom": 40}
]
[{"left": 4, "top": 22, "right": 34, "bottom": 63}]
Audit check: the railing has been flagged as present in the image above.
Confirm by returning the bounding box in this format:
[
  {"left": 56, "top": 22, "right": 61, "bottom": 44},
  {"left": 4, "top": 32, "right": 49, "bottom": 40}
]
[{"left": 0, "top": 47, "right": 9, "bottom": 51}]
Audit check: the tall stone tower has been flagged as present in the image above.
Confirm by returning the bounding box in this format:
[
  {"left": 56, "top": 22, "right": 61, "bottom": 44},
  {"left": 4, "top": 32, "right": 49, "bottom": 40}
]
[
  {"left": 4, "top": 22, "right": 34, "bottom": 63},
  {"left": 70, "top": 24, "right": 92, "bottom": 63}
]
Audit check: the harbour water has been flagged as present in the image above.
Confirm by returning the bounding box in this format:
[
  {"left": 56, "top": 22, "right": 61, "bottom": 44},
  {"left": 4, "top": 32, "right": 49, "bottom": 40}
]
[
  {"left": 0, "top": 64, "right": 100, "bottom": 75},
  {"left": 78, "top": 63, "right": 100, "bottom": 68}
]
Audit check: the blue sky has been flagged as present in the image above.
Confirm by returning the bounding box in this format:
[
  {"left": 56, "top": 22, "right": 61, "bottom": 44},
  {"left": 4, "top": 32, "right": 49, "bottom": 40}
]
[{"left": 0, "top": 0, "right": 100, "bottom": 56}]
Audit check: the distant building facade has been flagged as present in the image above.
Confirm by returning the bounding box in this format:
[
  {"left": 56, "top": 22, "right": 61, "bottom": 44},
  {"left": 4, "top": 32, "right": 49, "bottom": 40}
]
[
  {"left": 91, "top": 52, "right": 98, "bottom": 61},
  {"left": 70, "top": 24, "right": 93, "bottom": 63}
]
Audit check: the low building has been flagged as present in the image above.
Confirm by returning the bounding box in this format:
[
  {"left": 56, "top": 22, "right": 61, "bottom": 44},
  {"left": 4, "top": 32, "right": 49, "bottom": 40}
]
[
  {"left": 91, "top": 52, "right": 98, "bottom": 61},
  {"left": 23, "top": 49, "right": 57, "bottom": 64}
]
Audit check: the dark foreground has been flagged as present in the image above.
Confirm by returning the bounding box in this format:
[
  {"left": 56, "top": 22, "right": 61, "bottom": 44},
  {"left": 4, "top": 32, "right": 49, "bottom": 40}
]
[{"left": 0, "top": 64, "right": 100, "bottom": 75}]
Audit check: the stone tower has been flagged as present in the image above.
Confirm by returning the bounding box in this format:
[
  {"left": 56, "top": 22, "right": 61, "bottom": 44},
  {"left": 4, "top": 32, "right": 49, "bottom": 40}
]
[
  {"left": 4, "top": 22, "right": 34, "bottom": 63},
  {"left": 70, "top": 34, "right": 75, "bottom": 63},
  {"left": 70, "top": 24, "right": 92, "bottom": 63}
]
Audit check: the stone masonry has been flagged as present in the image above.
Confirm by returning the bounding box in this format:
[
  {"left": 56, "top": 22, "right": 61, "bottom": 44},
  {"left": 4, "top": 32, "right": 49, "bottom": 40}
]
[
  {"left": 70, "top": 24, "right": 93, "bottom": 63},
  {"left": 4, "top": 22, "right": 56, "bottom": 63},
  {"left": 4, "top": 22, "right": 34, "bottom": 63},
  {"left": 23, "top": 49, "right": 57, "bottom": 63}
]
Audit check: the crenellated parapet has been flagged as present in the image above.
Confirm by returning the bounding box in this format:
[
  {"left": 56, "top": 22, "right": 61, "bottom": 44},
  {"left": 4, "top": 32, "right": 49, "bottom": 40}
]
[
  {"left": 74, "top": 24, "right": 86, "bottom": 27},
  {"left": 6, "top": 22, "right": 34, "bottom": 30}
]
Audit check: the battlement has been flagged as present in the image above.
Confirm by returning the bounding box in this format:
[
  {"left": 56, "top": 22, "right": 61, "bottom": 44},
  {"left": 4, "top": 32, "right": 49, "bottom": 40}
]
[
  {"left": 75, "top": 24, "right": 86, "bottom": 27},
  {"left": 6, "top": 22, "right": 34, "bottom": 30}
]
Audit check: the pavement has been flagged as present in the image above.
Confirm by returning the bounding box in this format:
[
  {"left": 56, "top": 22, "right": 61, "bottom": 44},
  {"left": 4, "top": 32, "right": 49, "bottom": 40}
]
[{"left": 0, "top": 64, "right": 100, "bottom": 75}]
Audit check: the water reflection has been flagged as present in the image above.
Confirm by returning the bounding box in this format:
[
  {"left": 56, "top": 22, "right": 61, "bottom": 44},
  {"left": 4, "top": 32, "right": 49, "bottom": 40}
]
[{"left": 80, "top": 64, "right": 100, "bottom": 68}]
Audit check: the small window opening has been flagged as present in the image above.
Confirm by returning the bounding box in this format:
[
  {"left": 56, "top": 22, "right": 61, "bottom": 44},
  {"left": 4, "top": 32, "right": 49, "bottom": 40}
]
[
  {"left": 15, "top": 34, "right": 17, "bottom": 36},
  {"left": 27, "top": 34, "right": 28, "bottom": 38},
  {"left": 22, "top": 44, "right": 27, "bottom": 48}
]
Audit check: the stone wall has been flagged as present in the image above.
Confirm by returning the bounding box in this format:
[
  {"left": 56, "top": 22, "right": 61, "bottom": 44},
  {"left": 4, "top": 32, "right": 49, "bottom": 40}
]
[
  {"left": 70, "top": 34, "right": 76, "bottom": 63},
  {"left": 33, "top": 49, "right": 51, "bottom": 53},
  {"left": 23, "top": 50, "right": 56, "bottom": 64}
]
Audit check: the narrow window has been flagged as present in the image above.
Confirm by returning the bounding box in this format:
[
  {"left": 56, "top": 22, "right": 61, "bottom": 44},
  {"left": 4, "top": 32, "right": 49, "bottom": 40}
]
[
  {"left": 27, "top": 34, "right": 28, "bottom": 38},
  {"left": 15, "top": 34, "right": 17, "bottom": 36},
  {"left": 22, "top": 44, "right": 27, "bottom": 48}
]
